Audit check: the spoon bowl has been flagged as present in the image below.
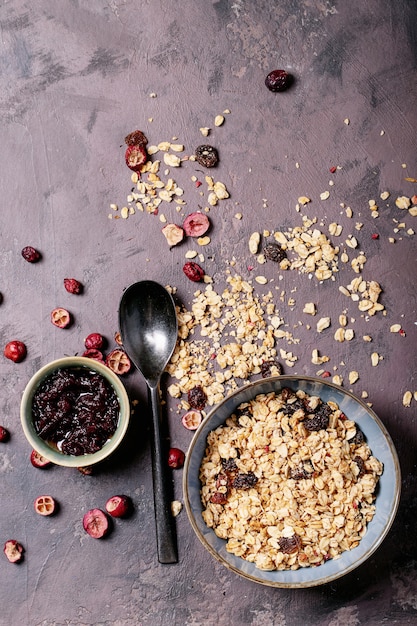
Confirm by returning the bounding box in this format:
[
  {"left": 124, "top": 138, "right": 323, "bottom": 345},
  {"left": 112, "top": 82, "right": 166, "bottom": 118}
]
[{"left": 119, "top": 280, "right": 178, "bottom": 563}]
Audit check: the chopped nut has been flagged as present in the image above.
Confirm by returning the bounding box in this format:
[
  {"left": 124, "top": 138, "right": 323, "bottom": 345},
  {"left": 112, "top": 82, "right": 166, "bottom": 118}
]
[
  {"left": 197, "top": 236, "right": 211, "bottom": 246},
  {"left": 380, "top": 191, "right": 390, "bottom": 201}
]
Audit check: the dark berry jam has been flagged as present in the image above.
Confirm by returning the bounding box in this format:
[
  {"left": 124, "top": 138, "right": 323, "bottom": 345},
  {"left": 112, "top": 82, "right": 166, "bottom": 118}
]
[{"left": 32, "top": 367, "right": 120, "bottom": 456}]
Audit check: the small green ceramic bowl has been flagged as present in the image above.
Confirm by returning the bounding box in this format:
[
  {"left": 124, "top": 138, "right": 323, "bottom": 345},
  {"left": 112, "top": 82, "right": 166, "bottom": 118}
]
[{"left": 20, "top": 356, "right": 130, "bottom": 467}]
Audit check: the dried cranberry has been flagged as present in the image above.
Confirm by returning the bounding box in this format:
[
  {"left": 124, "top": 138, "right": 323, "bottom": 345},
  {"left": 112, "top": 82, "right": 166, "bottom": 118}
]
[
  {"left": 3, "top": 540, "right": 24, "bottom": 563},
  {"left": 188, "top": 386, "right": 207, "bottom": 410},
  {"left": 265, "top": 69, "right": 293, "bottom": 92},
  {"left": 125, "top": 144, "right": 148, "bottom": 172},
  {"left": 83, "top": 509, "right": 110, "bottom": 539},
  {"left": 183, "top": 261, "right": 205, "bottom": 282},
  {"left": 34, "top": 495, "right": 57, "bottom": 516},
  {"left": 51, "top": 307, "right": 72, "bottom": 328},
  {"left": 84, "top": 333, "right": 105, "bottom": 350},
  {"left": 21, "top": 246, "right": 41, "bottom": 263},
  {"left": 124, "top": 129, "right": 148, "bottom": 147},
  {"left": 106, "top": 348, "right": 131, "bottom": 375},
  {"left": 264, "top": 242, "right": 286, "bottom": 263},
  {"left": 195, "top": 145, "right": 219, "bottom": 168},
  {"left": 64, "top": 278, "right": 83, "bottom": 294},
  {"left": 210, "top": 492, "right": 228, "bottom": 505},
  {"left": 82, "top": 349, "right": 105, "bottom": 363},
  {"left": 4, "top": 340, "right": 27, "bottom": 363},
  {"left": 167, "top": 447, "right": 185, "bottom": 469},
  {"left": 278, "top": 534, "right": 301, "bottom": 554},
  {"left": 232, "top": 471, "right": 258, "bottom": 489},
  {"left": 183, "top": 212, "right": 210, "bottom": 237},
  {"left": 30, "top": 450, "right": 53, "bottom": 469},
  {"left": 0, "top": 426, "right": 10, "bottom": 442}
]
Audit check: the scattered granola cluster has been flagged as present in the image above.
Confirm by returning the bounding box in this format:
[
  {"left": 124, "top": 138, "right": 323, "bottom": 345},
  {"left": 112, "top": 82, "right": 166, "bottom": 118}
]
[{"left": 200, "top": 389, "right": 383, "bottom": 571}]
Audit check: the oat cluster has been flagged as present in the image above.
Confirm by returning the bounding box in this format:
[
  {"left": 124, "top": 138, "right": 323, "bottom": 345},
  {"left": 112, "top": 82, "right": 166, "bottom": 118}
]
[{"left": 199, "top": 389, "right": 383, "bottom": 571}]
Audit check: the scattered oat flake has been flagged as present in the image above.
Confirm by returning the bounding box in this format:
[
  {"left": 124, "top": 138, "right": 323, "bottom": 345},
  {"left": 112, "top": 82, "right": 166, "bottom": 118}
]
[
  {"left": 298, "top": 196, "right": 310, "bottom": 205},
  {"left": 197, "top": 236, "right": 210, "bottom": 246},
  {"left": 344, "top": 118, "right": 350, "bottom": 125},
  {"left": 320, "top": 191, "right": 330, "bottom": 201},
  {"left": 214, "top": 115, "right": 225, "bottom": 127},
  {"left": 390, "top": 324, "right": 402, "bottom": 333},
  {"left": 255, "top": 276, "right": 268, "bottom": 285},
  {"left": 404, "top": 177, "right": 417, "bottom": 183},
  {"left": 371, "top": 352, "right": 380, "bottom": 367},
  {"left": 303, "top": 302, "right": 316, "bottom": 315},
  {"left": 403, "top": 391, "right": 413, "bottom": 407},
  {"left": 349, "top": 371, "right": 359, "bottom": 385},
  {"left": 249, "top": 232, "right": 261, "bottom": 254}
]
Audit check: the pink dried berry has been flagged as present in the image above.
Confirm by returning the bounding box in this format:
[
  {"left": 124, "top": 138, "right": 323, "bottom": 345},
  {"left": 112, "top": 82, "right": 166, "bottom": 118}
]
[
  {"left": 34, "top": 495, "right": 57, "bottom": 516},
  {"left": 0, "top": 426, "right": 10, "bottom": 442},
  {"left": 183, "top": 262, "right": 205, "bottom": 282},
  {"left": 51, "top": 307, "right": 72, "bottom": 328},
  {"left": 105, "top": 495, "right": 132, "bottom": 518},
  {"left": 30, "top": 449, "right": 52, "bottom": 469},
  {"left": 4, "top": 340, "right": 27, "bottom": 363},
  {"left": 4, "top": 540, "right": 24, "bottom": 563},
  {"left": 168, "top": 447, "right": 185, "bottom": 469},
  {"left": 125, "top": 144, "right": 148, "bottom": 172},
  {"left": 265, "top": 69, "right": 293, "bottom": 92},
  {"left": 106, "top": 349, "right": 131, "bottom": 375},
  {"left": 64, "top": 278, "right": 83, "bottom": 294},
  {"left": 84, "top": 333, "right": 105, "bottom": 350},
  {"left": 82, "top": 349, "right": 105, "bottom": 363},
  {"left": 83, "top": 508, "right": 110, "bottom": 539},
  {"left": 21, "top": 246, "right": 41, "bottom": 263},
  {"left": 183, "top": 212, "right": 210, "bottom": 238}
]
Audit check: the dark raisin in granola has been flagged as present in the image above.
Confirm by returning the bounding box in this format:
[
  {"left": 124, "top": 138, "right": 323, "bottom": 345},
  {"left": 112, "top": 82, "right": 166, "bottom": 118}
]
[
  {"left": 232, "top": 471, "right": 258, "bottom": 489},
  {"left": 260, "top": 359, "right": 282, "bottom": 378},
  {"left": 278, "top": 534, "right": 302, "bottom": 554},
  {"left": 210, "top": 492, "right": 228, "bottom": 505},
  {"left": 124, "top": 129, "right": 148, "bottom": 147},
  {"left": 354, "top": 455, "right": 366, "bottom": 479},
  {"left": 264, "top": 242, "right": 287, "bottom": 263},
  {"left": 303, "top": 412, "right": 330, "bottom": 431},
  {"left": 187, "top": 385, "right": 207, "bottom": 410},
  {"left": 221, "top": 458, "right": 238, "bottom": 473},
  {"left": 195, "top": 145, "right": 219, "bottom": 168},
  {"left": 351, "top": 428, "right": 365, "bottom": 445}
]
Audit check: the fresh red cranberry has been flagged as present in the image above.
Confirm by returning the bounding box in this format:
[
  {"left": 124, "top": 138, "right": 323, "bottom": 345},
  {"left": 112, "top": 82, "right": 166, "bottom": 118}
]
[
  {"left": 183, "top": 212, "right": 210, "bottom": 237},
  {"left": 51, "top": 307, "right": 72, "bottom": 328},
  {"left": 3, "top": 540, "right": 24, "bottom": 563},
  {"left": 64, "top": 278, "right": 83, "bottom": 294},
  {"left": 82, "top": 349, "right": 105, "bottom": 363},
  {"left": 34, "top": 495, "right": 57, "bottom": 516},
  {"left": 4, "top": 340, "right": 27, "bottom": 363},
  {"left": 0, "top": 426, "right": 10, "bottom": 442},
  {"left": 106, "top": 349, "right": 131, "bottom": 375},
  {"left": 168, "top": 447, "right": 185, "bottom": 469},
  {"left": 30, "top": 449, "right": 53, "bottom": 469},
  {"left": 84, "top": 333, "right": 105, "bottom": 350},
  {"left": 21, "top": 246, "right": 41, "bottom": 263},
  {"left": 265, "top": 69, "right": 293, "bottom": 92},
  {"left": 105, "top": 495, "right": 132, "bottom": 518},
  {"left": 125, "top": 144, "right": 148, "bottom": 172},
  {"left": 83, "top": 509, "right": 110, "bottom": 539},
  {"left": 183, "top": 261, "right": 205, "bottom": 282}
]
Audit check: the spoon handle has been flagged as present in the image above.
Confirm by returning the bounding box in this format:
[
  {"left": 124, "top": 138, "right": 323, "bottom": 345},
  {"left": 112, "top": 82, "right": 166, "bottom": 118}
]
[{"left": 148, "top": 384, "right": 178, "bottom": 564}]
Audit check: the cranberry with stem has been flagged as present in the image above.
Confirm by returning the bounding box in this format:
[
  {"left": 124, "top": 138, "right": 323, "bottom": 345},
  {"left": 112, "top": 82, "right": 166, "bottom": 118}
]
[
  {"left": 34, "top": 495, "right": 57, "bottom": 516},
  {"left": 21, "top": 246, "right": 41, "bottom": 263},
  {"left": 4, "top": 340, "right": 27, "bottom": 363},
  {"left": 168, "top": 447, "right": 185, "bottom": 469},
  {"left": 105, "top": 495, "right": 132, "bottom": 518},
  {"left": 83, "top": 508, "right": 110, "bottom": 538},
  {"left": 4, "top": 540, "right": 24, "bottom": 563},
  {"left": 0, "top": 426, "right": 10, "bottom": 442},
  {"left": 64, "top": 278, "right": 83, "bottom": 294},
  {"left": 30, "top": 449, "right": 53, "bottom": 469},
  {"left": 51, "top": 307, "right": 72, "bottom": 328}
]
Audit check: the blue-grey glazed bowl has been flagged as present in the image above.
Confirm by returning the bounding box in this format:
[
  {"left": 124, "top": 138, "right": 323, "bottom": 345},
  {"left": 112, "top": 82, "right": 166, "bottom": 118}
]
[{"left": 183, "top": 376, "right": 401, "bottom": 587}]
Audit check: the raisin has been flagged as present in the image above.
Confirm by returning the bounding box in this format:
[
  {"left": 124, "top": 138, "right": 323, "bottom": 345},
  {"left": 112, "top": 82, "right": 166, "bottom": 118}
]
[
  {"left": 290, "top": 462, "right": 314, "bottom": 480},
  {"left": 195, "top": 145, "right": 219, "bottom": 168},
  {"left": 264, "top": 242, "right": 287, "bottom": 263},
  {"left": 21, "top": 246, "right": 41, "bottom": 263},
  {"left": 278, "top": 534, "right": 302, "bottom": 554},
  {"left": 187, "top": 385, "right": 207, "bottom": 410},
  {"left": 354, "top": 456, "right": 366, "bottom": 479},
  {"left": 210, "top": 492, "right": 228, "bottom": 505},
  {"left": 351, "top": 428, "right": 365, "bottom": 445},
  {"left": 183, "top": 261, "right": 205, "bottom": 282},
  {"left": 281, "top": 387, "right": 295, "bottom": 402},
  {"left": 260, "top": 359, "right": 282, "bottom": 378},
  {"left": 232, "top": 471, "right": 258, "bottom": 489},
  {"left": 304, "top": 412, "right": 329, "bottom": 431},
  {"left": 221, "top": 458, "right": 238, "bottom": 473},
  {"left": 265, "top": 69, "right": 294, "bottom": 92},
  {"left": 124, "top": 130, "right": 148, "bottom": 147}
]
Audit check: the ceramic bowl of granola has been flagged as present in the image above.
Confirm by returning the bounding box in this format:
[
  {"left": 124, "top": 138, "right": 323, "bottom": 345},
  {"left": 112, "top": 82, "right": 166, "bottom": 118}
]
[
  {"left": 20, "top": 356, "right": 130, "bottom": 468},
  {"left": 183, "top": 376, "right": 400, "bottom": 587}
]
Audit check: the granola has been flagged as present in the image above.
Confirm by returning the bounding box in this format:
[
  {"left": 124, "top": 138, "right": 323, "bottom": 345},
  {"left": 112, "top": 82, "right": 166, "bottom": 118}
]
[{"left": 200, "top": 389, "right": 383, "bottom": 571}]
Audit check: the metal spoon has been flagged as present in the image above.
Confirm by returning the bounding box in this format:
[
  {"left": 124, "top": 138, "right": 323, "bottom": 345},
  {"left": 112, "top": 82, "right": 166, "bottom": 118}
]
[{"left": 119, "top": 280, "right": 178, "bottom": 564}]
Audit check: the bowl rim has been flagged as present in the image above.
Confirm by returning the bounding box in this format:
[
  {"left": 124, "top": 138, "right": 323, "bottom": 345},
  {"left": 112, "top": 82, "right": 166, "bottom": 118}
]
[
  {"left": 183, "top": 375, "right": 401, "bottom": 588},
  {"left": 20, "top": 356, "right": 130, "bottom": 467}
]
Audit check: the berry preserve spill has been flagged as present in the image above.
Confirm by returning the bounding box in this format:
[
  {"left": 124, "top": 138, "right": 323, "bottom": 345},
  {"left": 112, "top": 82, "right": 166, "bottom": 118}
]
[{"left": 32, "top": 367, "right": 120, "bottom": 456}]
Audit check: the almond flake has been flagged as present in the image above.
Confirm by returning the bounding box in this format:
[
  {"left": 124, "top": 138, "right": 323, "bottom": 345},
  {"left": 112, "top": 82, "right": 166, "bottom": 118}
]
[{"left": 349, "top": 371, "right": 359, "bottom": 385}]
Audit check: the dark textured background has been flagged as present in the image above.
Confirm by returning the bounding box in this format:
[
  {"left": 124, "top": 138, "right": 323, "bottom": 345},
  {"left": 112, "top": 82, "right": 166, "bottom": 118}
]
[{"left": 0, "top": 1, "right": 416, "bottom": 624}]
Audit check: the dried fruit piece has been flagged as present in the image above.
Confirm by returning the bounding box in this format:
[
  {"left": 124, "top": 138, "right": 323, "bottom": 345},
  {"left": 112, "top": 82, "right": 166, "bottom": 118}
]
[
  {"left": 124, "top": 129, "right": 148, "bottom": 147},
  {"left": 183, "top": 261, "right": 205, "bottom": 282},
  {"left": 84, "top": 333, "right": 105, "bottom": 350},
  {"left": 181, "top": 410, "right": 202, "bottom": 430},
  {"left": 21, "top": 246, "right": 41, "bottom": 263},
  {"left": 34, "top": 495, "right": 57, "bottom": 516},
  {"left": 51, "top": 307, "right": 72, "bottom": 328},
  {"left": 265, "top": 69, "right": 293, "bottom": 92},
  {"left": 105, "top": 495, "right": 132, "bottom": 518},
  {"left": 83, "top": 508, "right": 110, "bottom": 539},
  {"left": 232, "top": 471, "right": 258, "bottom": 489},
  {"left": 106, "top": 348, "right": 131, "bottom": 375},
  {"left": 162, "top": 223, "right": 185, "bottom": 247},
  {"left": 188, "top": 385, "right": 207, "bottom": 410},
  {"left": 264, "top": 242, "right": 286, "bottom": 263},
  {"left": 4, "top": 540, "right": 24, "bottom": 563},
  {"left": 64, "top": 278, "right": 83, "bottom": 294},
  {"left": 183, "top": 212, "right": 210, "bottom": 237},
  {"left": 0, "top": 426, "right": 10, "bottom": 442},
  {"left": 4, "top": 340, "right": 27, "bottom": 363},
  {"left": 167, "top": 447, "right": 185, "bottom": 469},
  {"left": 82, "top": 349, "right": 105, "bottom": 363},
  {"left": 30, "top": 450, "right": 53, "bottom": 469},
  {"left": 278, "top": 534, "right": 302, "bottom": 554},
  {"left": 77, "top": 465, "right": 94, "bottom": 476},
  {"left": 195, "top": 145, "right": 219, "bottom": 168},
  {"left": 125, "top": 144, "right": 148, "bottom": 172}
]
